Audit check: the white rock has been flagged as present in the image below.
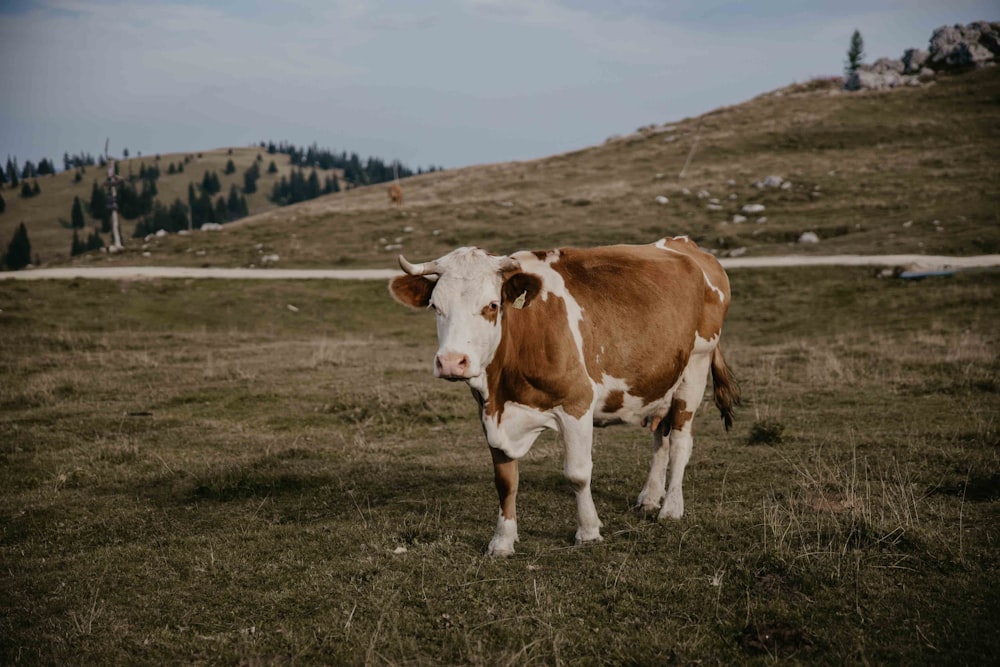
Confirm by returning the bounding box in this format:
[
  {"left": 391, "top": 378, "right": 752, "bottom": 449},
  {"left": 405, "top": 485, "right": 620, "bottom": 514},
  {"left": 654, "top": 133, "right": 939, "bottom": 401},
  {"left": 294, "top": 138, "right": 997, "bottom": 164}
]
[
  {"left": 728, "top": 193, "right": 738, "bottom": 200},
  {"left": 756, "top": 175, "right": 784, "bottom": 189},
  {"left": 742, "top": 204, "right": 766, "bottom": 214},
  {"left": 780, "top": 181, "right": 792, "bottom": 190},
  {"left": 403, "top": 226, "right": 414, "bottom": 233},
  {"left": 155, "top": 229, "right": 167, "bottom": 237},
  {"left": 728, "top": 247, "right": 748, "bottom": 258},
  {"left": 732, "top": 214, "right": 747, "bottom": 224},
  {"left": 798, "top": 231, "right": 820, "bottom": 244},
  {"left": 384, "top": 243, "right": 403, "bottom": 251},
  {"left": 655, "top": 195, "right": 669, "bottom": 205},
  {"left": 707, "top": 204, "right": 723, "bottom": 211},
  {"left": 681, "top": 188, "right": 692, "bottom": 196},
  {"left": 201, "top": 223, "right": 223, "bottom": 231},
  {"left": 726, "top": 179, "right": 736, "bottom": 186},
  {"left": 142, "top": 251, "right": 151, "bottom": 257},
  {"left": 697, "top": 190, "right": 710, "bottom": 199},
  {"left": 261, "top": 253, "right": 280, "bottom": 263},
  {"left": 755, "top": 217, "right": 768, "bottom": 224}
]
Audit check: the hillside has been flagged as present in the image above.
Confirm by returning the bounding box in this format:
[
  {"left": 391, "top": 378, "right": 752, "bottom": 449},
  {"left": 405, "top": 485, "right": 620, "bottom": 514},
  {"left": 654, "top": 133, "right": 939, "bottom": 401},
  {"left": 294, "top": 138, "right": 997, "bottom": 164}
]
[{"left": 6, "top": 66, "right": 1000, "bottom": 269}]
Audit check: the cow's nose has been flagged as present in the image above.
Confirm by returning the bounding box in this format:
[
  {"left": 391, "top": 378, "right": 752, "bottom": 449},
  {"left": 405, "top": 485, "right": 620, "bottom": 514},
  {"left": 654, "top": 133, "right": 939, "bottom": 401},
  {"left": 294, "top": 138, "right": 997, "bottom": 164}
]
[{"left": 436, "top": 352, "right": 470, "bottom": 379}]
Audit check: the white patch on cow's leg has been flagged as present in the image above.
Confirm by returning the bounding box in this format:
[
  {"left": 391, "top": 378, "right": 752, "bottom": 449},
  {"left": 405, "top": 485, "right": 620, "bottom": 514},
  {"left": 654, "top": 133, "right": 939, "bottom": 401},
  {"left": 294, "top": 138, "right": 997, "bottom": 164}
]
[
  {"left": 659, "top": 353, "right": 712, "bottom": 520},
  {"left": 558, "top": 412, "right": 603, "bottom": 544},
  {"left": 636, "top": 429, "right": 669, "bottom": 512},
  {"left": 487, "top": 510, "right": 519, "bottom": 557}
]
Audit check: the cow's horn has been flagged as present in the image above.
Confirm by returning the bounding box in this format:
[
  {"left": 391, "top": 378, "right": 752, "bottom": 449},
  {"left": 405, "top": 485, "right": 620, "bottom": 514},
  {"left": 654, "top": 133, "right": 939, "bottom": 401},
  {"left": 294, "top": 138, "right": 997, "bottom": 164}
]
[{"left": 399, "top": 255, "right": 439, "bottom": 276}]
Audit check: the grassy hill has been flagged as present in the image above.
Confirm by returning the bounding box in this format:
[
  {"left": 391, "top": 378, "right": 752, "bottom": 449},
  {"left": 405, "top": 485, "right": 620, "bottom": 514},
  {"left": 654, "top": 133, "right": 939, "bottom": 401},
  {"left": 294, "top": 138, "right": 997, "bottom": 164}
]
[
  {"left": 0, "top": 146, "right": 336, "bottom": 265},
  {"left": 4, "top": 67, "right": 999, "bottom": 269}
]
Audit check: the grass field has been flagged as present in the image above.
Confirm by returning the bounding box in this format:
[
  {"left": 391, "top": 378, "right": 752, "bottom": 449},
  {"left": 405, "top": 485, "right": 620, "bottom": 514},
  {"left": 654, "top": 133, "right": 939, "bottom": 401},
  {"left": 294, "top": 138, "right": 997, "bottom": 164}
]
[{"left": 2, "top": 267, "right": 998, "bottom": 664}]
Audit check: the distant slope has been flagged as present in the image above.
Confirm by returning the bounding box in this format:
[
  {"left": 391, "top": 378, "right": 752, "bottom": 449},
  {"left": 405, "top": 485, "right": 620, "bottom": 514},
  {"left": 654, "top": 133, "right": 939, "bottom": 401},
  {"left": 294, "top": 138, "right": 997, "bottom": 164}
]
[
  {"left": 0, "top": 146, "right": 325, "bottom": 265},
  {"left": 10, "top": 67, "right": 1000, "bottom": 270}
]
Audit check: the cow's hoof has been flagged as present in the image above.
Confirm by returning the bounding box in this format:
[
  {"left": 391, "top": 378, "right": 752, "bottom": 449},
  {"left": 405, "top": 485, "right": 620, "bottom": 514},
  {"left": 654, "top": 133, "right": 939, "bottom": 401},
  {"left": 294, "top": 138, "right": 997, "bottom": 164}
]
[
  {"left": 574, "top": 528, "right": 604, "bottom": 545},
  {"left": 657, "top": 498, "right": 684, "bottom": 520},
  {"left": 636, "top": 489, "right": 664, "bottom": 514},
  {"left": 487, "top": 539, "right": 516, "bottom": 557}
]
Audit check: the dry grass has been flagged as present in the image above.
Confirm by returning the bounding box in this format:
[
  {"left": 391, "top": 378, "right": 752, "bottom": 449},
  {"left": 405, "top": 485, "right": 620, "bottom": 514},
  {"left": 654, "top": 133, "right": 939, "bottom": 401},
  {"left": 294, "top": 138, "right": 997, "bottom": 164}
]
[{"left": 1, "top": 266, "right": 998, "bottom": 664}]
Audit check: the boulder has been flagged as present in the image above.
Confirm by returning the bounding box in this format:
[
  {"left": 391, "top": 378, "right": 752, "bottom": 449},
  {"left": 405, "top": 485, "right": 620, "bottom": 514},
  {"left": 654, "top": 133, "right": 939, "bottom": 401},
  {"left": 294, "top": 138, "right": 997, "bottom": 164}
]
[
  {"left": 902, "top": 48, "right": 929, "bottom": 73},
  {"left": 798, "top": 231, "right": 820, "bottom": 244},
  {"left": 928, "top": 22, "right": 1000, "bottom": 70}
]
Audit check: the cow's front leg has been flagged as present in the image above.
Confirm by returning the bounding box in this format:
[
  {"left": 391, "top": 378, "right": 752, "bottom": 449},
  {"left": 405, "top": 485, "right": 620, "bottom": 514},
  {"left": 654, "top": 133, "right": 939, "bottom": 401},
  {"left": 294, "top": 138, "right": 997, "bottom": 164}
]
[
  {"left": 559, "top": 414, "right": 603, "bottom": 545},
  {"left": 487, "top": 446, "right": 519, "bottom": 556}
]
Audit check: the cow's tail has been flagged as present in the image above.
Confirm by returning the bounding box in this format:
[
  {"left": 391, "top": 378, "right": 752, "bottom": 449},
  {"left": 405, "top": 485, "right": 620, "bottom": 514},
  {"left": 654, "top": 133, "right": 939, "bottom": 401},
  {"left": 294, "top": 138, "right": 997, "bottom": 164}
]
[{"left": 710, "top": 343, "right": 740, "bottom": 431}]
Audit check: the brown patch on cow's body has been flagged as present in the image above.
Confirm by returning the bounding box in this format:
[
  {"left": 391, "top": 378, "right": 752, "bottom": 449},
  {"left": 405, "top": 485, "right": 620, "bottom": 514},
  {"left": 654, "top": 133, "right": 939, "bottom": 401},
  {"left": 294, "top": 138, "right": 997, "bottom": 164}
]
[
  {"left": 547, "top": 245, "right": 710, "bottom": 406},
  {"left": 669, "top": 398, "right": 694, "bottom": 431},
  {"left": 484, "top": 284, "right": 593, "bottom": 422},
  {"left": 602, "top": 390, "right": 624, "bottom": 414}
]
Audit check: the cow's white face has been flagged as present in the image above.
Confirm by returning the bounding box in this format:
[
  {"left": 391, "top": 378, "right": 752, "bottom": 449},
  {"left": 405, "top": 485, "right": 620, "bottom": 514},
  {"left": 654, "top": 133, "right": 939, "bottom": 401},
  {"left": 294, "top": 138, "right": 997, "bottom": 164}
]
[{"left": 389, "top": 247, "right": 513, "bottom": 382}]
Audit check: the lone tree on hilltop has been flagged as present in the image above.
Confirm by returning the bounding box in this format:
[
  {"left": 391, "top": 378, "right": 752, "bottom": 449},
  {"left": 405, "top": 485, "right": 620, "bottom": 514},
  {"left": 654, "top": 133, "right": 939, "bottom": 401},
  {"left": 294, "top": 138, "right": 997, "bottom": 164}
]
[
  {"left": 3, "top": 222, "right": 32, "bottom": 270},
  {"left": 845, "top": 29, "right": 865, "bottom": 76}
]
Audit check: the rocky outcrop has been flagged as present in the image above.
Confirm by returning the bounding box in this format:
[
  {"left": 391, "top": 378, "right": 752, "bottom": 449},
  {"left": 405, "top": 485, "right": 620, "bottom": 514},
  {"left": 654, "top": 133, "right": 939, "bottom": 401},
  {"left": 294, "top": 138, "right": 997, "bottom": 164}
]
[
  {"left": 845, "top": 21, "right": 1000, "bottom": 92},
  {"left": 928, "top": 22, "right": 1000, "bottom": 70}
]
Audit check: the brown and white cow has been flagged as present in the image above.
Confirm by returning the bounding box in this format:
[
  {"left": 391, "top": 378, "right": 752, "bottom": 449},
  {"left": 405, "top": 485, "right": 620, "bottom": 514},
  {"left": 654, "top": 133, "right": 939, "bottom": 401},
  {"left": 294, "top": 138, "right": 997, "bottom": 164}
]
[
  {"left": 389, "top": 236, "right": 739, "bottom": 555},
  {"left": 387, "top": 183, "right": 403, "bottom": 205}
]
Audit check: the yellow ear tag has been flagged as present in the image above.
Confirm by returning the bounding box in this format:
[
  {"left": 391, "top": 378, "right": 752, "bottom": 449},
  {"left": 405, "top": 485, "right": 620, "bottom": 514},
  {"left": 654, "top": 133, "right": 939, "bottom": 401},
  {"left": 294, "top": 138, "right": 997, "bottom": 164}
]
[{"left": 512, "top": 291, "right": 527, "bottom": 309}]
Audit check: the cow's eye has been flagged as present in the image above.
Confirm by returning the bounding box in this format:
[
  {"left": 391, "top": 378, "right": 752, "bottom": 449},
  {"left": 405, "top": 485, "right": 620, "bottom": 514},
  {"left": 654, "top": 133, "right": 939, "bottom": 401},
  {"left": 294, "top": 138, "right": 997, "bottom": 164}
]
[{"left": 488, "top": 302, "right": 499, "bottom": 311}]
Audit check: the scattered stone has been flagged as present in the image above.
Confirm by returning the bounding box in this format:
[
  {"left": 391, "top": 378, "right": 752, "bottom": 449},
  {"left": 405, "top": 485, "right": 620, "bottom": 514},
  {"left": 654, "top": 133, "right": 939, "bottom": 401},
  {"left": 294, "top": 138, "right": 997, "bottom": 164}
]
[
  {"left": 798, "top": 231, "right": 820, "bottom": 244},
  {"left": 201, "top": 223, "right": 223, "bottom": 231},
  {"left": 697, "top": 190, "right": 710, "bottom": 199},
  {"left": 709, "top": 197, "right": 720, "bottom": 204},
  {"left": 756, "top": 217, "right": 768, "bottom": 224},
  {"left": 755, "top": 175, "right": 784, "bottom": 189},
  {"left": 403, "top": 225, "right": 414, "bottom": 233},
  {"left": 780, "top": 181, "right": 792, "bottom": 190},
  {"left": 384, "top": 243, "right": 403, "bottom": 251},
  {"left": 732, "top": 214, "right": 747, "bottom": 224},
  {"left": 496, "top": 201, "right": 514, "bottom": 208},
  {"left": 707, "top": 204, "right": 723, "bottom": 211},
  {"left": 681, "top": 188, "right": 692, "bottom": 196},
  {"left": 742, "top": 203, "right": 766, "bottom": 214},
  {"left": 654, "top": 173, "right": 665, "bottom": 179},
  {"left": 142, "top": 251, "right": 151, "bottom": 257},
  {"left": 902, "top": 220, "right": 913, "bottom": 228},
  {"left": 287, "top": 304, "right": 299, "bottom": 312},
  {"left": 728, "top": 193, "right": 738, "bottom": 200},
  {"left": 726, "top": 179, "right": 736, "bottom": 186},
  {"left": 728, "top": 247, "right": 748, "bottom": 258},
  {"left": 655, "top": 195, "right": 669, "bottom": 205},
  {"left": 261, "top": 253, "right": 280, "bottom": 264},
  {"left": 393, "top": 546, "right": 408, "bottom": 554},
  {"left": 155, "top": 229, "right": 168, "bottom": 237}
]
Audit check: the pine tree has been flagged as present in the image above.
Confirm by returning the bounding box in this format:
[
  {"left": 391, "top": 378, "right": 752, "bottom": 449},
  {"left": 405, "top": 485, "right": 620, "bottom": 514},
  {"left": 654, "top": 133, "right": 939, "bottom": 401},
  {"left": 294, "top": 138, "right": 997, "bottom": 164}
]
[
  {"left": 214, "top": 196, "right": 228, "bottom": 223},
  {"left": 224, "top": 159, "right": 236, "bottom": 175},
  {"left": 71, "top": 230, "right": 85, "bottom": 256},
  {"left": 31, "top": 181, "right": 40, "bottom": 196},
  {"left": 845, "top": 29, "right": 865, "bottom": 76},
  {"left": 85, "top": 229, "right": 104, "bottom": 251},
  {"left": 20, "top": 181, "right": 33, "bottom": 198},
  {"left": 71, "top": 196, "right": 85, "bottom": 229},
  {"left": 3, "top": 222, "right": 32, "bottom": 270},
  {"left": 267, "top": 160, "right": 278, "bottom": 174},
  {"left": 0, "top": 190, "right": 5, "bottom": 213}
]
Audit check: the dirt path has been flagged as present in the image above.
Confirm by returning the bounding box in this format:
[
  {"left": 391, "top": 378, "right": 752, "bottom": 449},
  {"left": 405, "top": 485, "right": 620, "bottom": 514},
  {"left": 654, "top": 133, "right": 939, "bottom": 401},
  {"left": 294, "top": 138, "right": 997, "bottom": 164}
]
[{"left": 2, "top": 255, "right": 998, "bottom": 281}]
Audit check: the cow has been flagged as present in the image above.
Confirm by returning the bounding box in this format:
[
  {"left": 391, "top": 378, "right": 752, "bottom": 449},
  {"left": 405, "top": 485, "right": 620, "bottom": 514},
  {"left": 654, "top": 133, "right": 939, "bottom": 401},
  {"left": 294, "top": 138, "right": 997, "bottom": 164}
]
[
  {"left": 388, "top": 236, "right": 739, "bottom": 556},
  {"left": 387, "top": 182, "right": 403, "bottom": 205}
]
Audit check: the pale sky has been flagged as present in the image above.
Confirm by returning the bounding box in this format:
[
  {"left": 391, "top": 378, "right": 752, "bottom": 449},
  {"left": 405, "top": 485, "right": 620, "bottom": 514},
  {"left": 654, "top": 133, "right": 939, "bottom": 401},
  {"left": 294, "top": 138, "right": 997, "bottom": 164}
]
[{"left": 1, "top": 1, "right": 995, "bottom": 170}]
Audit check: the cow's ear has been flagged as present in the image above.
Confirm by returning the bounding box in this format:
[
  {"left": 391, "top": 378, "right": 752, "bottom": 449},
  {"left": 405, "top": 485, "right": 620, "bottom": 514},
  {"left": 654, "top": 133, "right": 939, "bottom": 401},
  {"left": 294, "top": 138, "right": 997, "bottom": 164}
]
[
  {"left": 502, "top": 272, "right": 542, "bottom": 309},
  {"left": 389, "top": 275, "right": 435, "bottom": 310}
]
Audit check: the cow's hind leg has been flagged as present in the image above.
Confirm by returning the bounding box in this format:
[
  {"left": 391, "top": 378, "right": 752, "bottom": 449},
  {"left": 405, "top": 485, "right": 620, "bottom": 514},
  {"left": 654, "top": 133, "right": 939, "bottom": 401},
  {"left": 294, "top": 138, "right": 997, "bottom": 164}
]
[
  {"left": 559, "top": 414, "right": 603, "bottom": 545},
  {"left": 659, "top": 352, "right": 712, "bottom": 520},
  {"left": 636, "top": 427, "right": 670, "bottom": 513}
]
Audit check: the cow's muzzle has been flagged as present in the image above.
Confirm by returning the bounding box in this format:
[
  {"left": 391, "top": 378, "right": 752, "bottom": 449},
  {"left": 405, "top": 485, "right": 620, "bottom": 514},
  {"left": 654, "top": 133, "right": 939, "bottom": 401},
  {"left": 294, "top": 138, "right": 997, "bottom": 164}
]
[{"left": 435, "top": 352, "right": 472, "bottom": 380}]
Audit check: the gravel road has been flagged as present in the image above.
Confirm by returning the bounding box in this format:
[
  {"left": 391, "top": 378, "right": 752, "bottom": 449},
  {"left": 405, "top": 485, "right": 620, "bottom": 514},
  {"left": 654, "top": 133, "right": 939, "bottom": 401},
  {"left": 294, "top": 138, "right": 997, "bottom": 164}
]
[{"left": 1, "top": 255, "right": 998, "bottom": 281}]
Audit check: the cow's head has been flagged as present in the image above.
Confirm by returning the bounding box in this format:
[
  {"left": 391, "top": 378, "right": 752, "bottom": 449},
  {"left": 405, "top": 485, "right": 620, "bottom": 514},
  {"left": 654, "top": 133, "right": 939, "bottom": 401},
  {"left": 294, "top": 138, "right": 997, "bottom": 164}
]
[{"left": 389, "top": 247, "right": 540, "bottom": 381}]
